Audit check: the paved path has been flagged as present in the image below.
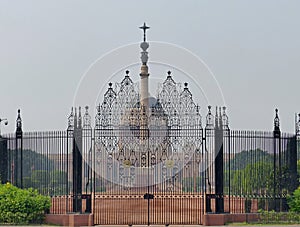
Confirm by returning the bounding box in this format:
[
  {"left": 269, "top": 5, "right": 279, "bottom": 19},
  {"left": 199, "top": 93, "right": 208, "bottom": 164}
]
[
  {"left": 7, "top": 222, "right": 292, "bottom": 226},
  {"left": 94, "top": 225, "right": 300, "bottom": 227}
]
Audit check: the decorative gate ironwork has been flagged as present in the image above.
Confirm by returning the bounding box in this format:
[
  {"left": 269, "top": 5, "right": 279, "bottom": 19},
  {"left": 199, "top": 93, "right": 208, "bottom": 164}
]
[{"left": 92, "top": 71, "right": 205, "bottom": 225}]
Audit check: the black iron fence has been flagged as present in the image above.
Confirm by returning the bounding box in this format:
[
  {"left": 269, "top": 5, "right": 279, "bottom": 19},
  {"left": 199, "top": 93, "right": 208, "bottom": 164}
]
[
  {"left": 0, "top": 108, "right": 299, "bottom": 225},
  {"left": 223, "top": 130, "right": 297, "bottom": 213}
]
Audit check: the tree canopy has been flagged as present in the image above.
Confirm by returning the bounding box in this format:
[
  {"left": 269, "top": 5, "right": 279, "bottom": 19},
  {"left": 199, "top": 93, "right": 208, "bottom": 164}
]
[{"left": 226, "top": 149, "right": 273, "bottom": 171}]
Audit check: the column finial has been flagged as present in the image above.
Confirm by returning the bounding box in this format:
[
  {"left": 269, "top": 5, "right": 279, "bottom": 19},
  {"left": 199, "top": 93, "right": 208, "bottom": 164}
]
[
  {"left": 139, "top": 23, "right": 150, "bottom": 66},
  {"left": 139, "top": 22, "right": 150, "bottom": 42}
]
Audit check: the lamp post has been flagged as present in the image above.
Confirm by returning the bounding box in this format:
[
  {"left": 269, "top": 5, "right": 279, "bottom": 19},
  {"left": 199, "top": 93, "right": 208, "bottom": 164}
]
[{"left": 0, "top": 118, "right": 8, "bottom": 137}]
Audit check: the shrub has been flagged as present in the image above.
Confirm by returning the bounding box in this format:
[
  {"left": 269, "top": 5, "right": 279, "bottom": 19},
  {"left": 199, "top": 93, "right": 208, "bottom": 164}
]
[
  {"left": 258, "top": 210, "right": 300, "bottom": 224},
  {"left": 288, "top": 186, "right": 300, "bottom": 212},
  {"left": 0, "top": 182, "right": 51, "bottom": 224}
]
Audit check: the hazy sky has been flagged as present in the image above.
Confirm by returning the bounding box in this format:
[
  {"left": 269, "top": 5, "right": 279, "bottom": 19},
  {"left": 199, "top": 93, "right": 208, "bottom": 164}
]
[{"left": 0, "top": 0, "right": 300, "bottom": 133}]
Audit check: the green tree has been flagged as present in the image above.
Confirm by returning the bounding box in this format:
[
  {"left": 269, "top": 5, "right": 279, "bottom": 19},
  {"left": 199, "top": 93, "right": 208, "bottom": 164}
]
[
  {"left": 231, "top": 161, "right": 273, "bottom": 195},
  {"left": 49, "top": 170, "right": 68, "bottom": 195},
  {"left": 28, "top": 170, "right": 68, "bottom": 196},
  {"left": 226, "top": 149, "right": 273, "bottom": 171},
  {"left": 50, "top": 170, "right": 67, "bottom": 185},
  {"left": 23, "top": 176, "right": 32, "bottom": 189},
  {"left": 231, "top": 160, "right": 293, "bottom": 197},
  {"left": 30, "top": 170, "right": 50, "bottom": 194},
  {"left": 9, "top": 149, "right": 55, "bottom": 178},
  {"left": 31, "top": 170, "right": 50, "bottom": 187},
  {"left": 182, "top": 176, "right": 204, "bottom": 192}
]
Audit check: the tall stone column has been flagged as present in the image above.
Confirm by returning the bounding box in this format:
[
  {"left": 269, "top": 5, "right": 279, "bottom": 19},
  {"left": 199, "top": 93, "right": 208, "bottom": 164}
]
[
  {"left": 140, "top": 64, "right": 149, "bottom": 111},
  {"left": 139, "top": 22, "right": 150, "bottom": 113}
]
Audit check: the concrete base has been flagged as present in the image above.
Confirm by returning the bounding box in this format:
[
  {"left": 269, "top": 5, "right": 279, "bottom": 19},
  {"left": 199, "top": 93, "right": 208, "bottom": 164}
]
[
  {"left": 203, "top": 213, "right": 259, "bottom": 226},
  {"left": 45, "top": 213, "right": 94, "bottom": 226}
]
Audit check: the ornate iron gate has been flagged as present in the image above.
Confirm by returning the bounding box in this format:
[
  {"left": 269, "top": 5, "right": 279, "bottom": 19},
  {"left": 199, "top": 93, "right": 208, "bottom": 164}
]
[{"left": 92, "top": 72, "right": 206, "bottom": 225}]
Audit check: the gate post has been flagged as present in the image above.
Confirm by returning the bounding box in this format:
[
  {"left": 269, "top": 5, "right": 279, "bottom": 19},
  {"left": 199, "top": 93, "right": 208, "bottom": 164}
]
[
  {"left": 273, "top": 109, "right": 281, "bottom": 211},
  {"left": 204, "top": 106, "right": 214, "bottom": 213},
  {"left": 0, "top": 117, "right": 8, "bottom": 184},
  {"left": 73, "top": 107, "right": 83, "bottom": 213},
  {"left": 287, "top": 134, "right": 298, "bottom": 192},
  {"left": 215, "top": 107, "right": 224, "bottom": 213},
  {"left": 14, "top": 109, "right": 23, "bottom": 188},
  {"left": 0, "top": 136, "right": 8, "bottom": 184},
  {"left": 295, "top": 113, "right": 300, "bottom": 188}
]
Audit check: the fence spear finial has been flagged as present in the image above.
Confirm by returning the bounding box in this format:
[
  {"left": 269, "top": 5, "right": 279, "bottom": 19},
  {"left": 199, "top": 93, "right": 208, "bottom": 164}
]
[{"left": 215, "top": 106, "right": 219, "bottom": 129}]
